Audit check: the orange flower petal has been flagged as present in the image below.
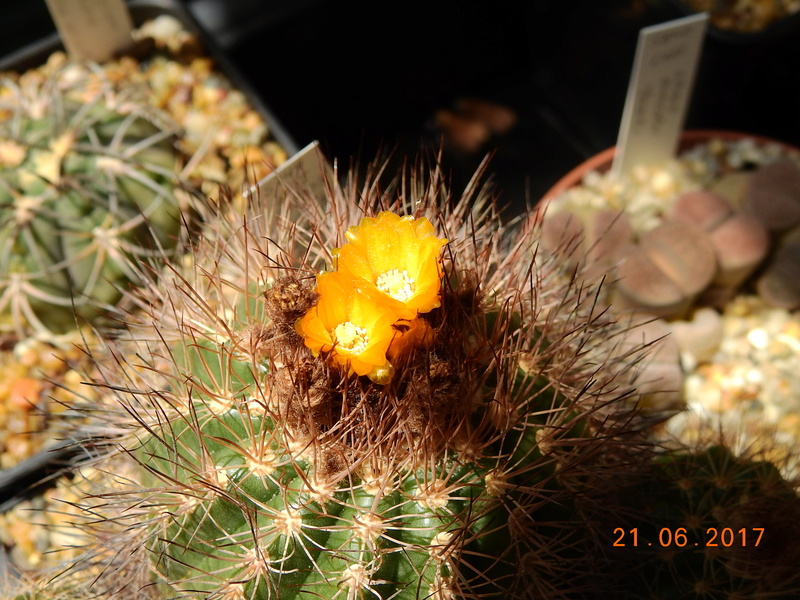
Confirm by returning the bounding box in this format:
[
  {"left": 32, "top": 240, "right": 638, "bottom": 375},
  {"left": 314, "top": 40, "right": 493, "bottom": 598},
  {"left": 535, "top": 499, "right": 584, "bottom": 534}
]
[
  {"left": 295, "top": 309, "right": 332, "bottom": 355},
  {"left": 387, "top": 318, "right": 434, "bottom": 362},
  {"left": 297, "top": 212, "right": 447, "bottom": 382},
  {"left": 297, "top": 270, "right": 398, "bottom": 381},
  {"left": 335, "top": 212, "right": 447, "bottom": 319}
]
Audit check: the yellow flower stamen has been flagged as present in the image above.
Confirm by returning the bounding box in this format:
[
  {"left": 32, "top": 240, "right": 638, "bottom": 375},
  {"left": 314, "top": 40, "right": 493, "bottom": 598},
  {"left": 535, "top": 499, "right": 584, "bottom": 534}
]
[
  {"left": 295, "top": 271, "right": 398, "bottom": 382},
  {"left": 333, "top": 321, "right": 369, "bottom": 354},
  {"left": 376, "top": 269, "right": 416, "bottom": 302}
]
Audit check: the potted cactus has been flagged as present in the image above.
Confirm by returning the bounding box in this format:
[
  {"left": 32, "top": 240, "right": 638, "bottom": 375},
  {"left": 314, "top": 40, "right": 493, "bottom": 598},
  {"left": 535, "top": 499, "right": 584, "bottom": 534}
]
[
  {"left": 0, "top": 56, "right": 188, "bottom": 338},
  {"left": 1, "top": 147, "right": 792, "bottom": 599},
  {"left": 29, "top": 156, "right": 607, "bottom": 599},
  {"left": 0, "top": 2, "right": 294, "bottom": 341}
]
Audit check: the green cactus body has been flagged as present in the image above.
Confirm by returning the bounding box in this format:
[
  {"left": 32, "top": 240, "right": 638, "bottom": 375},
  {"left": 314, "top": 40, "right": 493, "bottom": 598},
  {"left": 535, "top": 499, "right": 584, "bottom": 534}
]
[
  {"left": 58, "top": 160, "right": 665, "bottom": 600},
  {"left": 125, "top": 304, "right": 547, "bottom": 600},
  {"left": 146, "top": 407, "right": 504, "bottom": 599},
  {"left": 0, "top": 60, "right": 186, "bottom": 336}
]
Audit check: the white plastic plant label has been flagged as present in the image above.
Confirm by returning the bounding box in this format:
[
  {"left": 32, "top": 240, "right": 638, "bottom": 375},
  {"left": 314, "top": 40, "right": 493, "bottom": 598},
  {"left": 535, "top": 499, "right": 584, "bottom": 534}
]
[
  {"left": 44, "top": 0, "right": 134, "bottom": 62},
  {"left": 251, "top": 141, "right": 332, "bottom": 207},
  {"left": 612, "top": 12, "right": 709, "bottom": 178}
]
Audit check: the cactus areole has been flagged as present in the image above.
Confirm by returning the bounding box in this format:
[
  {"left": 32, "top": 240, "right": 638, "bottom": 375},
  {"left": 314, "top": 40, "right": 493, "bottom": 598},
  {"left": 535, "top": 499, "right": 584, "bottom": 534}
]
[{"left": 0, "top": 60, "right": 185, "bottom": 337}]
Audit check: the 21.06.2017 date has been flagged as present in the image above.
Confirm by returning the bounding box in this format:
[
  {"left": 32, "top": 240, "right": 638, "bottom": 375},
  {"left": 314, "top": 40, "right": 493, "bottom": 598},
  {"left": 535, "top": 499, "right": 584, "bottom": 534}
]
[{"left": 613, "top": 527, "right": 764, "bottom": 547}]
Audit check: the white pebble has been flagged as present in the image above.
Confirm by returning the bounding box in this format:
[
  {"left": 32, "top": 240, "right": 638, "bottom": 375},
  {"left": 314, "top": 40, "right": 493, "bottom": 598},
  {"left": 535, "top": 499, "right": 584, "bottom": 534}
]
[
  {"left": 650, "top": 170, "right": 675, "bottom": 195},
  {"left": 745, "top": 368, "right": 763, "bottom": 385},
  {"left": 668, "top": 307, "right": 724, "bottom": 364},
  {"left": 747, "top": 327, "right": 769, "bottom": 349},
  {"left": 139, "top": 15, "right": 183, "bottom": 40}
]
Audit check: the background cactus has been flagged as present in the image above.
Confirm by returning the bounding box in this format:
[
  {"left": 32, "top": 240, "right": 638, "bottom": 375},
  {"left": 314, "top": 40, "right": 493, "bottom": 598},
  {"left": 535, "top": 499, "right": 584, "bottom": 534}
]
[
  {"left": 571, "top": 442, "right": 800, "bottom": 599},
  {"left": 0, "top": 56, "right": 189, "bottom": 338}
]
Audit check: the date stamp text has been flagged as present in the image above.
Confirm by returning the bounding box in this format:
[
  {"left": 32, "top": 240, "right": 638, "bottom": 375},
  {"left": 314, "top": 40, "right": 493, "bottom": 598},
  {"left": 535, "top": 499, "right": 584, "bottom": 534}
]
[{"left": 613, "top": 527, "right": 764, "bottom": 548}]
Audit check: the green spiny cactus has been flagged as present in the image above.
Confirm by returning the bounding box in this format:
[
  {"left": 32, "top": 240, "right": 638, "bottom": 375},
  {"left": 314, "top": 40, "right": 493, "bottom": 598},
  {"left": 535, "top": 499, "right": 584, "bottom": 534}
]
[
  {"left": 52, "top": 157, "right": 642, "bottom": 600},
  {"left": 0, "top": 57, "right": 188, "bottom": 337},
  {"left": 34, "top": 154, "right": 800, "bottom": 600}
]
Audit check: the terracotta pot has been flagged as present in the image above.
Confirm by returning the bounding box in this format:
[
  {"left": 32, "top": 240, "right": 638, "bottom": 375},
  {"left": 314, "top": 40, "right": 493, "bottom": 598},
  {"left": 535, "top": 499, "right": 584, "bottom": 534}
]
[
  {"left": 540, "top": 129, "right": 800, "bottom": 206},
  {"left": 536, "top": 129, "right": 800, "bottom": 315}
]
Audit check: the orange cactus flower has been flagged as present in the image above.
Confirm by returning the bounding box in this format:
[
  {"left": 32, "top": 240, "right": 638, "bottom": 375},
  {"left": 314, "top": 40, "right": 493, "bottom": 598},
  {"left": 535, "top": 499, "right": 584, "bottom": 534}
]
[
  {"left": 334, "top": 212, "right": 448, "bottom": 320},
  {"left": 296, "top": 271, "right": 398, "bottom": 383}
]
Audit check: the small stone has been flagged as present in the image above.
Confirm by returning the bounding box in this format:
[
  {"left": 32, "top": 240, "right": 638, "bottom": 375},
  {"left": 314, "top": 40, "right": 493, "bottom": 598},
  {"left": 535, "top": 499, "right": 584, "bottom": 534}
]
[
  {"left": 138, "top": 15, "right": 184, "bottom": 40},
  {"left": 670, "top": 189, "right": 733, "bottom": 231},
  {"left": 746, "top": 327, "right": 769, "bottom": 350},
  {"left": 630, "top": 360, "right": 685, "bottom": 412},
  {"left": 8, "top": 377, "right": 43, "bottom": 410},
  {"left": 708, "top": 214, "right": 770, "bottom": 288},
  {"left": 619, "top": 315, "right": 680, "bottom": 364},
  {"left": 668, "top": 307, "right": 724, "bottom": 364},
  {"left": 651, "top": 169, "right": 678, "bottom": 196},
  {"left": 593, "top": 314, "right": 686, "bottom": 413}
]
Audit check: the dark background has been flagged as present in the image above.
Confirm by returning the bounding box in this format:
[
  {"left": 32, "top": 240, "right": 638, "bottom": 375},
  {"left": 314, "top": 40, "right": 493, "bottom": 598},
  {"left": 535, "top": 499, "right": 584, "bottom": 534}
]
[{"left": 2, "top": 0, "right": 800, "bottom": 218}]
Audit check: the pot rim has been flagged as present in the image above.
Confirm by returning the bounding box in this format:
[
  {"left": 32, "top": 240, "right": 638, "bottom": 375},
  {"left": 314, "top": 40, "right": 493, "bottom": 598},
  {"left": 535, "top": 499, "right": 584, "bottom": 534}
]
[{"left": 541, "top": 129, "right": 800, "bottom": 205}]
